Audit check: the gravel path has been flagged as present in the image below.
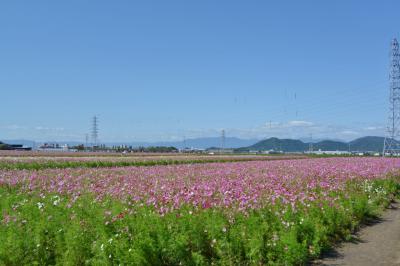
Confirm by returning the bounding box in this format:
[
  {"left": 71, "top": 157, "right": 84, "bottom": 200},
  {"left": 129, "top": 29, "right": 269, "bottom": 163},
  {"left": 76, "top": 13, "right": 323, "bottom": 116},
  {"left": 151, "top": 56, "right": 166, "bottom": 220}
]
[{"left": 315, "top": 201, "right": 400, "bottom": 266}]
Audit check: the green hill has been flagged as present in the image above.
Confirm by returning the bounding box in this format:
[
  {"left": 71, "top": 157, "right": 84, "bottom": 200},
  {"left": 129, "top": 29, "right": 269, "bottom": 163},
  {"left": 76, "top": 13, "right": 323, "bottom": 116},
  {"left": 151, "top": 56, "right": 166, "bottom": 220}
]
[
  {"left": 236, "top": 136, "right": 387, "bottom": 152},
  {"left": 349, "top": 136, "right": 387, "bottom": 152},
  {"left": 313, "top": 140, "right": 348, "bottom": 151},
  {"left": 236, "top": 137, "right": 307, "bottom": 152}
]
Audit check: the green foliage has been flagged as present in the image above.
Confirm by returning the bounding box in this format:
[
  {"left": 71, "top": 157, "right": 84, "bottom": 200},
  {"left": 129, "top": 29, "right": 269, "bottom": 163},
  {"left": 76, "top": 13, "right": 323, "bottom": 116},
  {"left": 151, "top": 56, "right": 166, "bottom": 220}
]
[
  {"left": 71, "top": 144, "right": 85, "bottom": 151},
  {"left": 0, "top": 144, "right": 10, "bottom": 150},
  {"left": 0, "top": 157, "right": 285, "bottom": 170},
  {"left": 0, "top": 178, "right": 399, "bottom": 265}
]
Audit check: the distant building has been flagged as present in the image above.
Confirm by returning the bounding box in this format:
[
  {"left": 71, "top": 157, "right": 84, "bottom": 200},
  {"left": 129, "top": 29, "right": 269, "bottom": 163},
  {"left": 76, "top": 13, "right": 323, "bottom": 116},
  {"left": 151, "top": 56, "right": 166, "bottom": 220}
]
[
  {"left": 306, "top": 150, "right": 350, "bottom": 155},
  {"left": 206, "top": 148, "right": 234, "bottom": 154},
  {"left": 180, "top": 147, "right": 205, "bottom": 153},
  {"left": 37, "top": 143, "right": 69, "bottom": 152}
]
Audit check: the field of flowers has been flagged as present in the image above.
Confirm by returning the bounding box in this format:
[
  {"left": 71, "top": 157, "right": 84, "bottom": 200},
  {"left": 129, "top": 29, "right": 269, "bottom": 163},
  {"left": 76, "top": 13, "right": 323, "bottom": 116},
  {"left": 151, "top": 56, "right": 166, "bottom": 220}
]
[
  {"left": 1, "top": 157, "right": 400, "bottom": 265},
  {"left": 0, "top": 153, "right": 305, "bottom": 170}
]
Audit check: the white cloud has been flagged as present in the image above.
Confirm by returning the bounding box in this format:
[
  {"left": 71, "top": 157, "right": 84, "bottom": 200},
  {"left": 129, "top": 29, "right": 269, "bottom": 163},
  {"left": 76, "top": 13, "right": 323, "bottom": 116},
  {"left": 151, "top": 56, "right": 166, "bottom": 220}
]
[
  {"left": 35, "top": 126, "right": 49, "bottom": 130},
  {"left": 363, "top": 126, "right": 384, "bottom": 131},
  {"left": 219, "top": 121, "right": 386, "bottom": 142},
  {"left": 287, "top": 120, "right": 314, "bottom": 127},
  {"left": 0, "top": 120, "right": 386, "bottom": 143},
  {"left": 35, "top": 126, "right": 64, "bottom": 131},
  {"left": 2, "top": 124, "right": 27, "bottom": 130},
  {"left": 339, "top": 130, "right": 359, "bottom": 135}
]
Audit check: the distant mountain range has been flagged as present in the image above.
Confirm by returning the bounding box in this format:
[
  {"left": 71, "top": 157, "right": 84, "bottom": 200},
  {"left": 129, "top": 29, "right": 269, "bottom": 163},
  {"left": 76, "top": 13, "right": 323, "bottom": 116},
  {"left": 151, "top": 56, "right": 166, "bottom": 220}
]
[
  {"left": 236, "top": 136, "right": 389, "bottom": 152},
  {"left": 0, "top": 136, "right": 390, "bottom": 152},
  {"left": 0, "top": 137, "right": 258, "bottom": 150},
  {"left": 142, "top": 137, "right": 259, "bottom": 149}
]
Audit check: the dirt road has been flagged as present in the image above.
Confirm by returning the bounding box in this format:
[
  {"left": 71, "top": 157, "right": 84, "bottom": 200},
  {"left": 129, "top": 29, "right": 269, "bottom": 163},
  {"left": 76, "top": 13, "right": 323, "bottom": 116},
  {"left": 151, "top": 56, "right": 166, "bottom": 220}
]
[{"left": 315, "top": 201, "right": 400, "bottom": 266}]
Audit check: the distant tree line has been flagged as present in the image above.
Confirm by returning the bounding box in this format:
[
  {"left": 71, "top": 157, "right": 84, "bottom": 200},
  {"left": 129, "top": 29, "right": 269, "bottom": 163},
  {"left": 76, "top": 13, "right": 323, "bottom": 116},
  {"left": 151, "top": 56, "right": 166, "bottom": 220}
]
[
  {"left": 70, "top": 145, "right": 178, "bottom": 153},
  {"left": 0, "top": 143, "right": 9, "bottom": 150},
  {"left": 125, "top": 146, "right": 178, "bottom": 153}
]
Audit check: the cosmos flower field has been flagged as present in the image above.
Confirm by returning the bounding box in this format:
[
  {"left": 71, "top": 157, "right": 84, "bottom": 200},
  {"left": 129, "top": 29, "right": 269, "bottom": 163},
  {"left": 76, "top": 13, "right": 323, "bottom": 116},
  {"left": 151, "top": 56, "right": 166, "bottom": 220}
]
[
  {"left": 0, "top": 153, "right": 305, "bottom": 170},
  {"left": 1, "top": 156, "right": 400, "bottom": 265}
]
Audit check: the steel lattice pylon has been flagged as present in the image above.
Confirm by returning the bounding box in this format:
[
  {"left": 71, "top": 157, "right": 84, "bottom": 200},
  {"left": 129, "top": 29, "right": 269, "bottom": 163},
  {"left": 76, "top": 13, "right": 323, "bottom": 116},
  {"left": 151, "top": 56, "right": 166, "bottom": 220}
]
[
  {"left": 91, "top": 116, "right": 99, "bottom": 147},
  {"left": 383, "top": 38, "right": 400, "bottom": 156}
]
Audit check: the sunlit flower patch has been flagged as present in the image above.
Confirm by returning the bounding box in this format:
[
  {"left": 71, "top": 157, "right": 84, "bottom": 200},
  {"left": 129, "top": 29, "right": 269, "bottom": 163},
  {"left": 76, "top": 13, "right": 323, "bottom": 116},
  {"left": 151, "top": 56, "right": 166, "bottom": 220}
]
[{"left": 1, "top": 157, "right": 399, "bottom": 213}]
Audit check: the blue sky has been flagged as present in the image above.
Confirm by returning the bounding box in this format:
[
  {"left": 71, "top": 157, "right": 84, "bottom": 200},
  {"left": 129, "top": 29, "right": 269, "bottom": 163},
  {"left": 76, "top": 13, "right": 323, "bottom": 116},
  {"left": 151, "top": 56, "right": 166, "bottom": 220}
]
[{"left": 0, "top": 1, "right": 398, "bottom": 142}]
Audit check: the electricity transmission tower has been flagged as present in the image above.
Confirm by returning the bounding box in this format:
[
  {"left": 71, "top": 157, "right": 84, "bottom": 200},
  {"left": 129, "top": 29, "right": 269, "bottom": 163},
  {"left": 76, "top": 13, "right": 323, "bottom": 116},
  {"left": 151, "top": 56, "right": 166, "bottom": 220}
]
[
  {"left": 308, "top": 133, "right": 313, "bottom": 153},
  {"left": 221, "top": 129, "right": 225, "bottom": 152},
  {"left": 91, "top": 116, "right": 99, "bottom": 147},
  {"left": 85, "top": 134, "right": 89, "bottom": 147},
  {"left": 383, "top": 38, "right": 400, "bottom": 156}
]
